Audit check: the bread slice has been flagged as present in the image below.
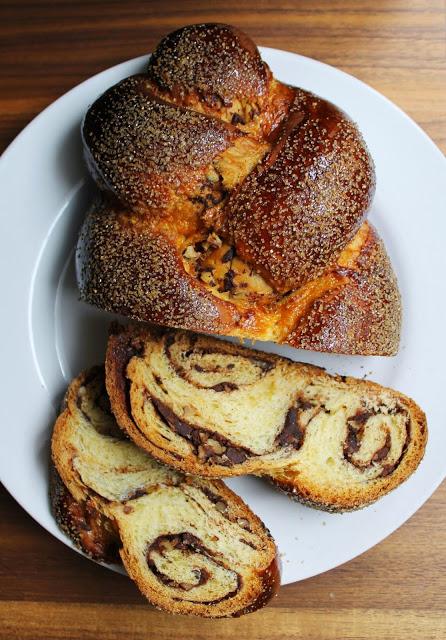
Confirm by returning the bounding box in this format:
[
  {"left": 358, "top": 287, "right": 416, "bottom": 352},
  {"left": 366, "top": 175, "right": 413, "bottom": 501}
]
[
  {"left": 51, "top": 367, "right": 279, "bottom": 618},
  {"left": 106, "top": 324, "right": 427, "bottom": 512}
]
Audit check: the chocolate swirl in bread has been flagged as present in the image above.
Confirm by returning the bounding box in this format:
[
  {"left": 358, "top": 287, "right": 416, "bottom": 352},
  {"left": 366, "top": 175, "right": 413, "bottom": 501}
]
[
  {"left": 77, "top": 23, "right": 401, "bottom": 356},
  {"left": 106, "top": 325, "right": 427, "bottom": 512},
  {"left": 51, "top": 367, "right": 279, "bottom": 617},
  {"left": 50, "top": 465, "right": 120, "bottom": 563}
]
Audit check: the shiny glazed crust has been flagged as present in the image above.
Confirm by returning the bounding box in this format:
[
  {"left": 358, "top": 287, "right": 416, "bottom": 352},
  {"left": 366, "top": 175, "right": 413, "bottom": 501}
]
[
  {"left": 287, "top": 223, "right": 401, "bottom": 355},
  {"left": 146, "top": 23, "right": 270, "bottom": 108},
  {"left": 105, "top": 325, "right": 427, "bottom": 512},
  {"left": 224, "top": 89, "right": 375, "bottom": 291},
  {"left": 77, "top": 23, "right": 401, "bottom": 356},
  {"left": 78, "top": 199, "right": 400, "bottom": 355},
  {"left": 51, "top": 368, "right": 280, "bottom": 618}
]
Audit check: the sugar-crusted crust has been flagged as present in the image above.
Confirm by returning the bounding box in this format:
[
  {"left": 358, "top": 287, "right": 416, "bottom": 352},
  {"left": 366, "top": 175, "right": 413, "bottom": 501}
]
[
  {"left": 77, "top": 23, "right": 400, "bottom": 357},
  {"left": 82, "top": 74, "right": 241, "bottom": 218},
  {"left": 78, "top": 198, "right": 400, "bottom": 356},
  {"left": 147, "top": 23, "right": 270, "bottom": 108},
  {"left": 287, "top": 224, "right": 401, "bottom": 355},
  {"left": 105, "top": 324, "right": 427, "bottom": 513},
  {"left": 51, "top": 367, "right": 280, "bottom": 618},
  {"left": 76, "top": 199, "right": 241, "bottom": 333},
  {"left": 225, "top": 89, "right": 375, "bottom": 291}
]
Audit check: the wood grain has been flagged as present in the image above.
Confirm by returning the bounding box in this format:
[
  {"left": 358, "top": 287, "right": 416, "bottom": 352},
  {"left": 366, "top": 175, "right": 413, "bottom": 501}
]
[{"left": 0, "top": 1, "right": 445, "bottom": 638}]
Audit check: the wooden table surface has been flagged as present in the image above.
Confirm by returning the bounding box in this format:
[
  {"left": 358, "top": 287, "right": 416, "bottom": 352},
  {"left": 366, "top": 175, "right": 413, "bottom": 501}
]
[{"left": 1, "top": 1, "right": 445, "bottom": 638}]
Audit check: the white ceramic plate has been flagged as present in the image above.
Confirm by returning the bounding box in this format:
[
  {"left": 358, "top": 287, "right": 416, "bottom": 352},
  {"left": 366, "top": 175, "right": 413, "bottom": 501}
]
[{"left": 1, "top": 48, "right": 445, "bottom": 585}]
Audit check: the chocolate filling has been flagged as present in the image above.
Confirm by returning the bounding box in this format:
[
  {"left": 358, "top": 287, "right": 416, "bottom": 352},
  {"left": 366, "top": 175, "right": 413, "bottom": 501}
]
[
  {"left": 163, "top": 334, "right": 276, "bottom": 389},
  {"left": 51, "top": 467, "right": 120, "bottom": 562},
  {"left": 350, "top": 410, "right": 374, "bottom": 426},
  {"left": 372, "top": 433, "right": 391, "bottom": 462},
  {"left": 249, "top": 357, "right": 275, "bottom": 373},
  {"left": 275, "top": 399, "right": 314, "bottom": 450},
  {"left": 210, "top": 381, "right": 239, "bottom": 392},
  {"left": 126, "top": 487, "right": 148, "bottom": 500},
  {"left": 164, "top": 334, "right": 176, "bottom": 349},
  {"left": 153, "top": 374, "right": 167, "bottom": 393},
  {"left": 147, "top": 533, "right": 241, "bottom": 602},
  {"left": 191, "top": 173, "right": 228, "bottom": 212},
  {"left": 200, "top": 487, "right": 226, "bottom": 506},
  {"left": 222, "top": 268, "right": 236, "bottom": 292},
  {"left": 221, "top": 247, "right": 236, "bottom": 263},
  {"left": 239, "top": 538, "right": 257, "bottom": 549},
  {"left": 147, "top": 533, "right": 211, "bottom": 591},
  {"left": 150, "top": 396, "right": 251, "bottom": 466},
  {"left": 380, "top": 413, "right": 411, "bottom": 477},
  {"left": 225, "top": 447, "right": 248, "bottom": 464},
  {"left": 76, "top": 379, "right": 127, "bottom": 441},
  {"left": 343, "top": 407, "right": 411, "bottom": 477},
  {"left": 231, "top": 113, "right": 246, "bottom": 125}
]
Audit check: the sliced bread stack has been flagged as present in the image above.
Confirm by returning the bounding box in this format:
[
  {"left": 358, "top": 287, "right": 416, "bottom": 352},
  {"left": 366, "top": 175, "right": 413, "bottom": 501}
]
[{"left": 51, "top": 324, "right": 427, "bottom": 616}]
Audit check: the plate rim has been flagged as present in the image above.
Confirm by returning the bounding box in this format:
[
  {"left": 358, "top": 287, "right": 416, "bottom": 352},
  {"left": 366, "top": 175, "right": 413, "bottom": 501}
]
[{"left": 1, "top": 46, "right": 445, "bottom": 584}]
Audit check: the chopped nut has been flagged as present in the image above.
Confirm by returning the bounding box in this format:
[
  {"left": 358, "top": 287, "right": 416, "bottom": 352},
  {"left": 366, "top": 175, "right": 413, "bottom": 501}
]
[
  {"left": 207, "top": 232, "right": 222, "bottom": 249},
  {"left": 198, "top": 445, "right": 208, "bottom": 461},
  {"left": 207, "top": 438, "right": 226, "bottom": 454},
  {"left": 215, "top": 501, "right": 228, "bottom": 513},
  {"left": 183, "top": 245, "right": 201, "bottom": 261},
  {"left": 237, "top": 518, "right": 251, "bottom": 530}
]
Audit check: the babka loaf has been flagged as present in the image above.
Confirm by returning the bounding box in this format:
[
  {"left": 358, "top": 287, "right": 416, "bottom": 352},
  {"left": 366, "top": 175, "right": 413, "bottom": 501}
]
[
  {"left": 106, "top": 324, "right": 427, "bottom": 512},
  {"left": 51, "top": 367, "right": 279, "bottom": 617},
  {"left": 76, "top": 23, "right": 401, "bottom": 356}
]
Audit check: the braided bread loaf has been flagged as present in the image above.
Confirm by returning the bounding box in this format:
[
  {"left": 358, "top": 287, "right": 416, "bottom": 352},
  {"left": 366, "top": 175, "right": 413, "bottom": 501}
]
[
  {"left": 77, "top": 23, "right": 401, "bottom": 356},
  {"left": 106, "top": 324, "right": 427, "bottom": 512},
  {"left": 51, "top": 367, "right": 279, "bottom": 617}
]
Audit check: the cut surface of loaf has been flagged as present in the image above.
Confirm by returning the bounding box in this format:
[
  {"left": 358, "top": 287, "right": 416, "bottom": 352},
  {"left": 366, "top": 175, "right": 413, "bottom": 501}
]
[
  {"left": 106, "top": 325, "right": 427, "bottom": 512},
  {"left": 76, "top": 23, "right": 401, "bottom": 356},
  {"left": 51, "top": 367, "right": 279, "bottom": 617}
]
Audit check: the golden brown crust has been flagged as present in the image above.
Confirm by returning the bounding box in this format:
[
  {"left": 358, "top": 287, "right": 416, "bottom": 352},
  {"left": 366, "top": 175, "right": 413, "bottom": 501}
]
[
  {"left": 76, "top": 199, "right": 241, "bottom": 333},
  {"left": 147, "top": 23, "right": 270, "bottom": 110},
  {"left": 82, "top": 74, "right": 241, "bottom": 227},
  {"left": 105, "top": 324, "right": 427, "bottom": 512},
  {"left": 287, "top": 224, "right": 402, "bottom": 355},
  {"left": 78, "top": 23, "right": 399, "bottom": 356},
  {"left": 225, "top": 89, "right": 375, "bottom": 291},
  {"left": 78, "top": 198, "right": 400, "bottom": 355},
  {"left": 231, "top": 556, "right": 281, "bottom": 617}
]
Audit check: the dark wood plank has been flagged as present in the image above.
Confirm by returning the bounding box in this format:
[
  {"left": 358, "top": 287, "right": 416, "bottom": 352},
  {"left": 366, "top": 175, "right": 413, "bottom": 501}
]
[{"left": 0, "top": 0, "right": 445, "bottom": 153}]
